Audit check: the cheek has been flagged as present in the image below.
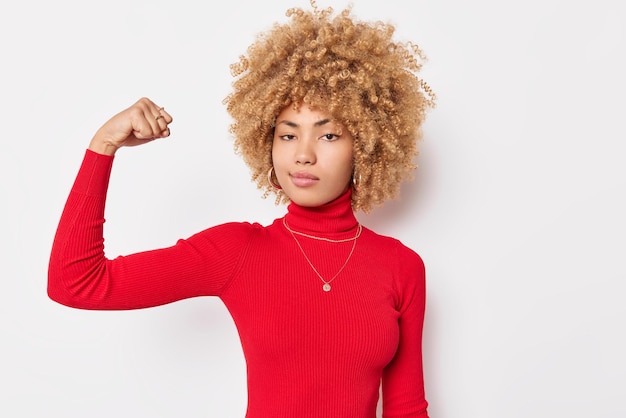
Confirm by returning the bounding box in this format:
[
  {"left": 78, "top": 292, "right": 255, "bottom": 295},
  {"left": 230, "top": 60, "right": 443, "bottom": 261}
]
[
  {"left": 332, "top": 149, "right": 355, "bottom": 183},
  {"left": 271, "top": 139, "right": 282, "bottom": 165},
  {"left": 271, "top": 140, "right": 290, "bottom": 184},
  {"left": 341, "top": 146, "right": 355, "bottom": 174},
  {"left": 342, "top": 161, "right": 354, "bottom": 184}
]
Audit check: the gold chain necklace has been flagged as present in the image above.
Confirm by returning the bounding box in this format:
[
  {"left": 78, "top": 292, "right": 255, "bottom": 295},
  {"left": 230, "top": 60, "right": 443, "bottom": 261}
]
[
  {"left": 282, "top": 218, "right": 362, "bottom": 242},
  {"left": 283, "top": 219, "right": 361, "bottom": 292}
]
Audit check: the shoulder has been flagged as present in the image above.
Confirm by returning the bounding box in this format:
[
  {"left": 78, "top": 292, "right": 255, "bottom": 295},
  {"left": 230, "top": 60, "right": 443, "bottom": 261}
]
[
  {"left": 203, "top": 221, "right": 265, "bottom": 234},
  {"left": 361, "top": 226, "right": 426, "bottom": 299},
  {"left": 185, "top": 221, "right": 266, "bottom": 247},
  {"left": 362, "top": 226, "right": 424, "bottom": 266}
]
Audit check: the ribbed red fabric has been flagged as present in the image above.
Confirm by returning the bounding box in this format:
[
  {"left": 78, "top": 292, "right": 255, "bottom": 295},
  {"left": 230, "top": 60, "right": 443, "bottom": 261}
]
[{"left": 48, "top": 149, "right": 429, "bottom": 418}]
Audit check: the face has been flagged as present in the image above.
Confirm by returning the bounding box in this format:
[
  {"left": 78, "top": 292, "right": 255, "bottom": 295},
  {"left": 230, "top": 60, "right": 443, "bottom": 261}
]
[{"left": 272, "top": 104, "right": 354, "bottom": 207}]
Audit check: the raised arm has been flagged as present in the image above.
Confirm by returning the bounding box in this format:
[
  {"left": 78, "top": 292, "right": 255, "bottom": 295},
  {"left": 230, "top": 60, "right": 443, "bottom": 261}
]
[{"left": 47, "top": 98, "right": 244, "bottom": 310}]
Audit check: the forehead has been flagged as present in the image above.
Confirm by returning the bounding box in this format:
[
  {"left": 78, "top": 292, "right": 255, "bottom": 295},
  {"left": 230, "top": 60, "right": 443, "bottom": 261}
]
[{"left": 275, "top": 104, "right": 337, "bottom": 127}]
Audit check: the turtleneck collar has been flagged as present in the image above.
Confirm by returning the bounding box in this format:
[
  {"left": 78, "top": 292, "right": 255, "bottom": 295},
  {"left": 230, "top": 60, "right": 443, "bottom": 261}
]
[{"left": 283, "top": 189, "right": 358, "bottom": 238}]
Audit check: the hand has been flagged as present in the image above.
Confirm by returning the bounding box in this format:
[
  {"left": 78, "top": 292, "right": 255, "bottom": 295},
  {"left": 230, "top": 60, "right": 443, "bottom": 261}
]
[{"left": 88, "top": 97, "right": 173, "bottom": 156}]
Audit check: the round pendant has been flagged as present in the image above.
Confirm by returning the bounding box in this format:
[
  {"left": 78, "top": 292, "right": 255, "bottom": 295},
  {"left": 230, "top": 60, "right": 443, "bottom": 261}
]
[{"left": 322, "top": 283, "right": 331, "bottom": 292}]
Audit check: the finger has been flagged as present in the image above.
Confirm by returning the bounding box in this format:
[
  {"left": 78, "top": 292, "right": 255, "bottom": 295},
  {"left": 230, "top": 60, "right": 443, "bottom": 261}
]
[
  {"left": 127, "top": 108, "right": 160, "bottom": 140},
  {"left": 131, "top": 118, "right": 158, "bottom": 140},
  {"left": 140, "top": 106, "right": 167, "bottom": 139},
  {"left": 154, "top": 113, "right": 166, "bottom": 129},
  {"left": 153, "top": 106, "right": 173, "bottom": 137},
  {"left": 128, "top": 98, "right": 172, "bottom": 140},
  {"left": 157, "top": 106, "right": 173, "bottom": 124},
  {"left": 152, "top": 114, "right": 168, "bottom": 138}
]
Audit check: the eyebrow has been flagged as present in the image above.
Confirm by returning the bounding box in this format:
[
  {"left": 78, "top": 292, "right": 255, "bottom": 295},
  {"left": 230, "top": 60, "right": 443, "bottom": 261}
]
[{"left": 277, "top": 118, "right": 331, "bottom": 128}]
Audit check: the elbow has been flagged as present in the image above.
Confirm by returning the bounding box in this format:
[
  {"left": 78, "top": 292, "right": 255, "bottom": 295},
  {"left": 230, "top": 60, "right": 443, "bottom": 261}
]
[
  {"left": 47, "top": 261, "right": 108, "bottom": 310},
  {"left": 47, "top": 270, "right": 81, "bottom": 308}
]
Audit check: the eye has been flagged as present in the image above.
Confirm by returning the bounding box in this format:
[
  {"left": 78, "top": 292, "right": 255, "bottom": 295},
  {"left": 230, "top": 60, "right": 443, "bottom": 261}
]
[
  {"left": 320, "top": 133, "right": 340, "bottom": 141},
  {"left": 279, "top": 134, "right": 296, "bottom": 141}
]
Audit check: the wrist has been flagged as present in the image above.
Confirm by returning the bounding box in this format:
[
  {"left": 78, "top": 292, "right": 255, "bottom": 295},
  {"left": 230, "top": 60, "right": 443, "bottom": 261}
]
[{"left": 88, "top": 137, "right": 119, "bottom": 156}]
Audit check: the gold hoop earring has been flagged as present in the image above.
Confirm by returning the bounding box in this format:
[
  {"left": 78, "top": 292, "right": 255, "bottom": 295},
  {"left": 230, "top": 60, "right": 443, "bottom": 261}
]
[
  {"left": 352, "top": 171, "right": 361, "bottom": 191},
  {"left": 268, "top": 167, "right": 282, "bottom": 190}
]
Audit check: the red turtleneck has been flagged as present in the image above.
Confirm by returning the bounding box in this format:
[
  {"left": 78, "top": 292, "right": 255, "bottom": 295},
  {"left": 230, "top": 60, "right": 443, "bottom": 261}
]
[{"left": 48, "top": 149, "right": 429, "bottom": 418}]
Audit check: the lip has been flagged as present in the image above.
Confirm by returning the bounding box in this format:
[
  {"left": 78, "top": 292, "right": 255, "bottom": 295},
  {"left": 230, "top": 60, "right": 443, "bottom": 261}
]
[{"left": 290, "top": 171, "right": 319, "bottom": 187}]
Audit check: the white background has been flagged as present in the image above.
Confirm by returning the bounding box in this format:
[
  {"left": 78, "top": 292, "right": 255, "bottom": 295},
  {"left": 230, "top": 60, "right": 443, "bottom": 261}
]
[{"left": 1, "top": 0, "right": 625, "bottom": 417}]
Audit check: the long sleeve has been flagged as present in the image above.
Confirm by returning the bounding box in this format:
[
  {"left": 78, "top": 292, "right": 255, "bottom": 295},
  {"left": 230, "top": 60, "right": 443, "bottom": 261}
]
[
  {"left": 47, "top": 149, "right": 254, "bottom": 310},
  {"left": 48, "top": 161, "right": 431, "bottom": 416},
  {"left": 381, "top": 245, "right": 429, "bottom": 418}
]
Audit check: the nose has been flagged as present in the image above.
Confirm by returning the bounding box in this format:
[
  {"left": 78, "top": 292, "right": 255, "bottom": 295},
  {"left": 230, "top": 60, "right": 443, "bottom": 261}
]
[{"left": 295, "top": 137, "right": 316, "bottom": 165}]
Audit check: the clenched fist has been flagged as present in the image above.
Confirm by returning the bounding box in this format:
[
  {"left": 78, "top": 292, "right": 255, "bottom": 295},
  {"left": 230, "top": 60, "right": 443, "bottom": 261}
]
[{"left": 89, "top": 97, "right": 173, "bottom": 156}]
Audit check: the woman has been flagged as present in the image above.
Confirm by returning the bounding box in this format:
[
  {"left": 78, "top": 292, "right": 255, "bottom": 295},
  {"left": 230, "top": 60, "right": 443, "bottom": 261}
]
[{"left": 48, "top": 2, "right": 435, "bottom": 417}]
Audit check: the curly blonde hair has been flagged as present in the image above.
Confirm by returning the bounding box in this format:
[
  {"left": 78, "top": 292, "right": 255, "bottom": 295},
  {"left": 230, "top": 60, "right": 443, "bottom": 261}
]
[{"left": 223, "top": 0, "right": 435, "bottom": 213}]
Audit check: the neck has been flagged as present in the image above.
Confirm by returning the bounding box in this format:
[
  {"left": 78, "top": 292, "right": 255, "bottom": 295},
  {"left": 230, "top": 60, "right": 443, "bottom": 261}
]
[{"left": 284, "top": 189, "right": 358, "bottom": 237}]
